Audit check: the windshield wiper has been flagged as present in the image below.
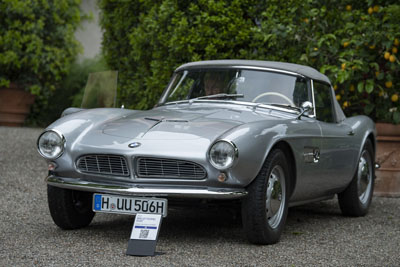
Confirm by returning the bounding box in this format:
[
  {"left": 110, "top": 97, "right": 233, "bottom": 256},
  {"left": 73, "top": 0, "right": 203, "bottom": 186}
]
[
  {"left": 268, "top": 103, "right": 301, "bottom": 112},
  {"left": 195, "top": 93, "right": 244, "bottom": 100}
]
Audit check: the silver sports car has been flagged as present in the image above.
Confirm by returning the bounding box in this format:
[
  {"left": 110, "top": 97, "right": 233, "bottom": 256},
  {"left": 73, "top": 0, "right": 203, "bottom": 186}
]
[{"left": 37, "top": 60, "right": 376, "bottom": 244}]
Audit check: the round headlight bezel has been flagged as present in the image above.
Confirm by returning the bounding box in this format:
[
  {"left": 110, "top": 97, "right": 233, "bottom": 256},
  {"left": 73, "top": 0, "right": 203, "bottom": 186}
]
[
  {"left": 37, "top": 130, "right": 66, "bottom": 160},
  {"left": 208, "top": 140, "right": 238, "bottom": 170}
]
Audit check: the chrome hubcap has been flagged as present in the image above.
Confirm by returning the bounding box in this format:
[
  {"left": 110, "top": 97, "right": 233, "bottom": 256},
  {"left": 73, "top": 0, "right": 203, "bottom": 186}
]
[
  {"left": 358, "top": 150, "right": 372, "bottom": 204},
  {"left": 266, "top": 165, "right": 286, "bottom": 228}
]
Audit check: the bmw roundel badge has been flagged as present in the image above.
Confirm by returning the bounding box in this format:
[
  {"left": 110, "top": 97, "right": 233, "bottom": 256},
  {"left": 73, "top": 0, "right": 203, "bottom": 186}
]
[{"left": 128, "top": 142, "right": 141, "bottom": 148}]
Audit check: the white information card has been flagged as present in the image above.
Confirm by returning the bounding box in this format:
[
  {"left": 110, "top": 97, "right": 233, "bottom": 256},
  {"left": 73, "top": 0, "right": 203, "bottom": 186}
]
[{"left": 130, "top": 213, "right": 162, "bottom": 241}]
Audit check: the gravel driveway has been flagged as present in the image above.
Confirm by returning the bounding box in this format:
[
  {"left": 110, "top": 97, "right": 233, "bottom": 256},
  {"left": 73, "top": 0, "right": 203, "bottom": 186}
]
[{"left": 1, "top": 126, "right": 399, "bottom": 266}]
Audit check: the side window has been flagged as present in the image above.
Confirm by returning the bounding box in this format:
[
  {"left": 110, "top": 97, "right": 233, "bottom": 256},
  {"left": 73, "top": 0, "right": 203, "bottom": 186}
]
[
  {"left": 313, "top": 81, "right": 335, "bottom": 123},
  {"left": 292, "top": 78, "right": 312, "bottom": 107}
]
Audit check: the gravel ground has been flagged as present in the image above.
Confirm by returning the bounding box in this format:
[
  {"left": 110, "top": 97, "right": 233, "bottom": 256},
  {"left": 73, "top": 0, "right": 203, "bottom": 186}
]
[{"left": 0, "top": 126, "right": 399, "bottom": 266}]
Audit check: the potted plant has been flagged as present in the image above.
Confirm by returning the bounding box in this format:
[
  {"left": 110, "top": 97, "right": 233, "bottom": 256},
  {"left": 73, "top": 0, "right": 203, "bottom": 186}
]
[{"left": 0, "top": 0, "right": 83, "bottom": 126}]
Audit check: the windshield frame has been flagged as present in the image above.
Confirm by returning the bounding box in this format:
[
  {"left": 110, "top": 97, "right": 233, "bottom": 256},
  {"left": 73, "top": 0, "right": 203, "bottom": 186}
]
[{"left": 158, "top": 65, "right": 309, "bottom": 113}]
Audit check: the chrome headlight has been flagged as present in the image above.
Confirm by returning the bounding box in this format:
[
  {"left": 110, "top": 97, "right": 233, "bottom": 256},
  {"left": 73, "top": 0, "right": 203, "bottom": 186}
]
[
  {"left": 208, "top": 140, "right": 238, "bottom": 170},
  {"left": 37, "top": 130, "right": 65, "bottom": 160}
]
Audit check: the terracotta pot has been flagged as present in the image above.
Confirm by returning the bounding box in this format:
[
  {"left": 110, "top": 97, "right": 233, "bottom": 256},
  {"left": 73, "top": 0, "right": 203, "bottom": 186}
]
[
  {"left": 0, "top": 83, "right": 35, "bottom": 127},
  {"left": 374, "top": 122, "right": 400, "bottom": 197}
]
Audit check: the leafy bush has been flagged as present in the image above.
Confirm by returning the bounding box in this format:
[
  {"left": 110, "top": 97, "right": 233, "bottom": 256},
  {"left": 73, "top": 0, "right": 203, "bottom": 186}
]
[
  {"left": 299, "top": 2, "right": 400, "bottom": 124},
  {"left": 99, "top": 0, "right": 265, "bottom": 110},
  {"left": 27, "top": 56, "right": 109, "bottom": 126},
  {"left": 100, "top": 0, "right": 400, "bottom": 123},
  {"left": 0, "top": 0, "right": 85, "bottom": 124}
]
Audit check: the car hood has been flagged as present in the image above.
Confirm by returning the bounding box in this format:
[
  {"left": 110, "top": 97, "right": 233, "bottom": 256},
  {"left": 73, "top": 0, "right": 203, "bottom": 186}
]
[{"left": 102, "top": 106, "right": 245, "bottom": 140}]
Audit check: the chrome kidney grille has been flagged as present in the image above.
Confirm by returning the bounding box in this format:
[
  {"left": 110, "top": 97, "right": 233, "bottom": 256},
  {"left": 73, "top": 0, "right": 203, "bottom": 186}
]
[
  {"left": 77, "top": 155, "right": 129, "bottom": 177},
  {"left": 136, "top": 157, "right": 207, "bottom": 179}
]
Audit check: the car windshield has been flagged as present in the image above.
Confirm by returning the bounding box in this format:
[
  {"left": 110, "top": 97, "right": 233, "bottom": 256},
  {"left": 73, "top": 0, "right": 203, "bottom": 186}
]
[{"left": 163, "top": 68, "right": 311, "bottom": 108}]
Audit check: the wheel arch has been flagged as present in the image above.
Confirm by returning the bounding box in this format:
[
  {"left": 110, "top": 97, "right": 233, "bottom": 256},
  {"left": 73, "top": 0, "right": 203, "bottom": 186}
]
[
  {"left": 354, "top": 130, "right": 376, "bottom": 176},
  {"left": 366, "top": 132, "right": 376, "bottom": 158},
  {"left": 270, "top": 140, "right": 297, "bottom": 199}
]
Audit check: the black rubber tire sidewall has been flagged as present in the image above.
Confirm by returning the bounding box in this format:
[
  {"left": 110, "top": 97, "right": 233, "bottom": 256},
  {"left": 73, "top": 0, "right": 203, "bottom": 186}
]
[
  {"left": 47, "top": 185, "right": 95, "bottom": 230},
  {"left": 242, "top": 149, "right": 289, "bottom": 245},
  {"left": 338, "top": 139, "right": 375, "bottom": 217}
]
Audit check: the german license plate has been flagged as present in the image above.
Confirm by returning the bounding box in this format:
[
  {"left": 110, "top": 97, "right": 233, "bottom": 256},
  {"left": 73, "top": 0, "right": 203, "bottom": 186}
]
[{"left": 93, "top": 194, "right": 167, "bottom": 217}]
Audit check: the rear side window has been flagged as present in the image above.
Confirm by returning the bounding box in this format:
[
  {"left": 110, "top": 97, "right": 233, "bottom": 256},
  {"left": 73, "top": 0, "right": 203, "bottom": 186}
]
[{"left": 313, "top": 81, "right": 335, "bottom": 123}]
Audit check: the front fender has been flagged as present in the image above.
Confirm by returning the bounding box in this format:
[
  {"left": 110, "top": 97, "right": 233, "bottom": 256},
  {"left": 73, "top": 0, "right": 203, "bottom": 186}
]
[
  {"left": 46, "top": 108, "right": 137, "bottom": 142},
  {"left": 220, "top": 119, "right": 292, "bottom": 187}
]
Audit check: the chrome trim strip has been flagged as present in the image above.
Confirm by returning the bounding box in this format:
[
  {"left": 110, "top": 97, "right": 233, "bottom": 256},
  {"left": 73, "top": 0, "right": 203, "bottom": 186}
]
[
  {"left": 165, "top": 100, "right": 299, "bottom": 115},
  {"left": 310, "top": 80, "right": 317, "bottom": 118},
  {"left": 230, "top": 65, "right": 305, "bottom": 78},
  {"left": 46, "top": 175, "right": 247, "bottom": 199}
]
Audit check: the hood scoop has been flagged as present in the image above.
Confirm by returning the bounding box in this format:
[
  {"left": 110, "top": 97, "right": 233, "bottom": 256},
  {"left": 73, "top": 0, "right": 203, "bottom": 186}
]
[
  {"left": 165, "top": 119, "right": 189, "bottom": 123},
  {"left": 145, "top": 117, "right": 162, "bottom": 122},
  {"left": 145, "top": 117, "right": 188, "bottom": 123}
]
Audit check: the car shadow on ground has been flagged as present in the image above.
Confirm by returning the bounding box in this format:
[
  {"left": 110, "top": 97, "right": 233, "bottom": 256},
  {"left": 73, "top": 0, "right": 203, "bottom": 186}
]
[{"left": 70, "top": 199, "right": 347, "bottom": 245}]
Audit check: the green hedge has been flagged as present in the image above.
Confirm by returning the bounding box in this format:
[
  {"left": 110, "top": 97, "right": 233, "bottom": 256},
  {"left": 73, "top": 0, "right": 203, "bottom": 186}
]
[
  {"left": 100, "top": 0, "right": 400, "bottom": 123},
  {"left": 0, "top": 0, "right": 85, "bottom": 125},
  {"left": 99, "top": 0, "right": 265, "bottom": 110},
  {"left": 28, "top": 56, "right": 109, "bottom": 126}
]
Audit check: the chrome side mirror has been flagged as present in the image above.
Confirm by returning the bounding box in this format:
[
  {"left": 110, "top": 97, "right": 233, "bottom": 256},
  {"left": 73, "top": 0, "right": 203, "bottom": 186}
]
[{"left": 297, "top": 101, "right": 313, "bottom": 119}]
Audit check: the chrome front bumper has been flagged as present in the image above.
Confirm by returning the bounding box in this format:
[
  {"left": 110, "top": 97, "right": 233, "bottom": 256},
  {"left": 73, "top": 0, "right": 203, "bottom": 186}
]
[{"left": 46, "top": 175, "right": 248, "bottom": 199}]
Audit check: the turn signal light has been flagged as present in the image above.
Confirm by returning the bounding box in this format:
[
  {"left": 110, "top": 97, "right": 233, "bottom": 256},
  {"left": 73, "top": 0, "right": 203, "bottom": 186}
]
[
  {"left": 217, "top": 172, "right": 227, "bottom": 182},
  {"left": 48, "top": 162, "right": 57, "bottom": 171}
]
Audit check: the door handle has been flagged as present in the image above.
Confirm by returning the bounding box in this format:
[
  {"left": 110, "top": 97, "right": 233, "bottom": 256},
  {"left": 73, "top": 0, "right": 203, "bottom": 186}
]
[{"left": 347, "top": 130, "right": 355, "bottom": 136}]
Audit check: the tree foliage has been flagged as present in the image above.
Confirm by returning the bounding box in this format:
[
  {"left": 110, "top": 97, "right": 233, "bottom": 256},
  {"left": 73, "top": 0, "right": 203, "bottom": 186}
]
[
  {"left": 0, "top": 0, "right": 84, "bottom": 123},
  {"left": 100, "top": 0, "right": 400, "bottom": 123}
]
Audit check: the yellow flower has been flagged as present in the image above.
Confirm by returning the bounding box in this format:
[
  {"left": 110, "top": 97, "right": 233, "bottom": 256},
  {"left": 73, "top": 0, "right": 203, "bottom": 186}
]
[
  {"left": 373, "top": 5, "right": 379, "bottom": 12},
  {"left": 336, "top": 95, "right": 341, "bottom": 101},
  {"left": 340, "top": 90, "right": 345, "bottom": 95},
  {"left": 384, "top": 52, "right": 391, "bottom": 60},
  {"left": 350, "top": 84, "right": 355, "bottom": 92},
  {"left": 375, "top": 71, "right": 380, "bottom": 77},
  {"left": 368, "top": 7, "right": 373, "bottom": 14},
  {"left": 369, "top": 45, "right": 375, "bottom": 49},
  {"left": 334, "top": 85, "right": 338, "bottom": 91},
  {"left": 303, "top": 18, "right": 309, "bottom": 23},
  {"left": 379, "top": 91, "right": 384, "bottom": 97},
  {"left": 395, "top": 38, "right": 400, "bottom": 46},
  {"left": 341, "top": 63, "right": 346, "bottom": 70},
  {"left": 343, "top": 42, "right": 349, "bottom": 48},
  {"left": 343, "top": 101, "right": 349, "bottom": 108},
  {"left": 314, "top": 47, "right": 318, "bottom": 51},
  {"left": 346, "top": 5, "right": 352, "bottom": 11},
  {"left": 389, "top": 55, "right": 396, "bottom": 63},
  {"left": 392, "top": 47, "right": 398, "bottom": 54},
  {"left": 392, "top": 94, "right": 399, "bottom": 102},
  {"left": 385, "top": 81, "right": 393, "bottom": 88}
]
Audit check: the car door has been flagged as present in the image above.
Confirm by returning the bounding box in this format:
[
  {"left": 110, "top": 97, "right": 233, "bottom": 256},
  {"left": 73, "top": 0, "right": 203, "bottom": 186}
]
[
  {"left": 287, "top": 78, "right": 326, "bottom": 203},
  {"left": 313, "top": 80, "right": 357, "bottom": 192}
]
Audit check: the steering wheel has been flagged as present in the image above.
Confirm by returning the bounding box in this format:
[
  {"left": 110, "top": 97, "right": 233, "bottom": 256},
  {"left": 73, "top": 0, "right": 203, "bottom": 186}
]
[{"left": 252, "top": 92, "right": 295, "bottom": 106}]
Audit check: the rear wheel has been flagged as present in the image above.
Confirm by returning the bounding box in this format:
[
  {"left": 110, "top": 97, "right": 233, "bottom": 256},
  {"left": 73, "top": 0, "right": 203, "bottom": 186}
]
[
  {"left": 48, "top": 185, "right": 95, "bottom": 229},
  {"left": 338, "top": 139, "right": 374, "bottom": 216},
  {"left": 242, "top": 149, "right": 289, "bottom": 244}
]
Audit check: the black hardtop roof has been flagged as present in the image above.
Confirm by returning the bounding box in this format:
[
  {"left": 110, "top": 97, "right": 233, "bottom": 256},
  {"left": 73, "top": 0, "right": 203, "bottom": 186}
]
[{"left": 175, "top": 59, "right": 331, "bottom": 84}]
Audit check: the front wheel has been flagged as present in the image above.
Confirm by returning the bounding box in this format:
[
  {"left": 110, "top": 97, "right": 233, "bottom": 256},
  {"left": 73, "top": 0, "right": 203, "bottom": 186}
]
[
  {"left": 47, "top": 185, "right": 95, "bottom": 229},
  {"left": 338, "top": 139, "right": 375, "bottom": 216},
  {"left": 241, "top": 149, "right": 289, "bottom": 244}
]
